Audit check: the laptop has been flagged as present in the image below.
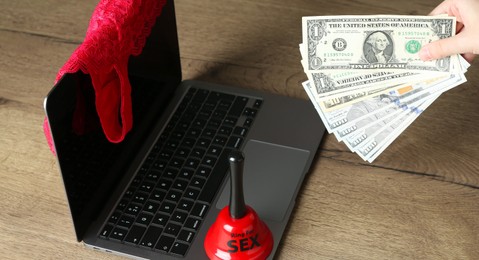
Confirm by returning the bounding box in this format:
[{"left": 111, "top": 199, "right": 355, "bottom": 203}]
[{"left": 43, "top": 0, "right": 325, "bottom": 259}]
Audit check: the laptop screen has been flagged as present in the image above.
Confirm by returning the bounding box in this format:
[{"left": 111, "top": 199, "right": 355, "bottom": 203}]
[
  {"left": 46, "top": 72, "right": 175, "bottom": 241},
  {"left": 44, "top": 0, "right": 182, "bottom": 241}
]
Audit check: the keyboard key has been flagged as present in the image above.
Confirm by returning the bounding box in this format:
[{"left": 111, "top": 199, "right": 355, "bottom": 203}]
[
  {"left": 207, "top": 146, "right": 222, "bottom": 157},
  {"left": 207, "top": 119, "right": 222, "bottom": 128},
  {"left": 196, "top": 138, "right": 211, "bottom": 149},
  {"left": 184, "top": 158, "right": 200, "bottom": 169},
  {"left": 143, "top": 201, "right": 160, "bottom": 214},
  {"left": 171, "top": 242, "right": 189, "bottom": 256},
  {"left": 190, "top": 148, "right": 205, "bottom": 158},
  {"left": 158, "top": 150, "right": 174, "bottom": 160},
  {"left": 165, "top": 140, "right": 180, "bottom": 150},
  {"left": 173, "top": 179, "right": 189, "bottom": 191},
  {"left": 244, "top": 118, "right": 254, "bottom": 127},
  {"left": 178, "top": 169, "right": 194, "bottom": 180},
  {"left": 132, "top": 192, "right": 149, "bottom": 204},
  {"left": 217, "top": 126, "right": 232, "bottom": 136},
  {"left": 193, "top": 118, "right": 207, "bottom": 128},
  {"left": 108, "top": 211, "right": 121, "bottom": 224},
  {"left": 131, "top": 175, "right": 144, "bottom": 187},
  {"left": 212, "top": 136, "right": 227, "bottom": 146},
  {"left": 139, "top": 182, "right": 155, "bottom": 193},
  {"left": 109, "top": 227, "right": 128, "bottom": 241},
  {"left": 152, "top": 213, "right": 169, "bottom": 227},
  {"left": 140, "top": 226, "right": 162, "bottom": 248},
  {"left": 184, "top": 218, "right": 201, "bottom": 231},
  {"left": 175, "top": 122, "right": 190, "bottom": 132},
  {"left": 178, "top": 199, "right": 194, "bottom": 212},
  {"left": 198, "top": 109, "right": 212, "bottom": 118},
  {"left": 218, "top": 99, "right": 233, "bottom": 110},
  {"left": 227, "top": 136, "right": 243, "bottom": 149},
  {"left": 157, "top": 179, "right": 172, "bottom": 190},
  {"left": 151, "top": 141, "right": 163, "bottom": 154},
  {"left": 201, "top": 128, "right": 216, "bottom": 138},
  {"left": 243, "top": 108, "right": 258, "bottom": 117},
  {"left": 159, "top": 201, "right": 176, "bottom": 214},
  {"left": 100, "top": 224, "right": 114, "bottom": 238},
  {"left": 175, "top": 147, "right": 190, "bottom": 158},
  {"left": 123, "top": 187, "right": 135, "bottom": 199},
  {"left": 207, "top": 91, "right": 235, "bottom": 103},
  {"left": 125, "top": 203, "right": 142, "bottom": 217},
  {"left": 218, "top": 92, "right": 236, "bottom": 102},
  {"left": 152, "top": 160, "right": 167, "bottom": 171},
  {"left": 166, "top": 190, "right": 182, "bottom": 202},
  {"left": 170, "top": 131, "right": 185, "bottom": 140},
  {"left": 186, "top": 87, "right": 197, "bottom": 95},
  {"left": 202, "top": 156, "right": 217, "bottom": 167},
  {"left": 178, "top": 230, "right": 195, "bottom": 243},
  {"left": 253, "top": 99, "right": 263, "bottom": 108},
  {"left": 181, "top": 138, "right": 196, "bottom": 147},
  {"left": 143, "top": 155, "right": 156, "bottom": 167},
  {"left": 233, "top": 126, "right": 248, "bottom": 137},
  {"left": 186, "top": 128, "right": 201, "bottom": 138},
  {"left": 150, "top": 189, "right": 166, "bottom": 202},
  {"left": 229, "top": 96, "right": 248, "bottom": 117},
  {"left": 156, "top": 134, "right": 168, "bottom": 147},
  {"left": 191, "top": 203, "right": 209, "bottom": 219},
  {"left": 118, "top": 215, "right": 135, "bottom": 229},
  {"left": 171, "top": 211, "right": 188, "bottom": 224},
  {"left": 124, "top": 225, "right": 146, "bottom": 245},
  {"left": 164, "top": 168, "right": 179, "bottom": 179},
  {"left": 145, "top": 172, "right": 160, "bottom": 182},
  {"left": 169, "top": 158, "right": 185, "bottom": 169},
  {"left": 196, "top": 166, "right": 211, "bottom": 178},
  {"left": 137, "top": 213, "right": 153, "bottom": 226},
  {"left": 164, "top": 223, "right": 181, "bottom": 236},
  {"left": 223, "top": 116, "right": 238, "bottom": 126},
  {"left": 212, "top": 110, "right": 226, "bottom": 119},
  {"left": 190, "top": 177, "right": 205, "bottom": 189},
  {"left": 192, "top": 89, "right": 209, "bottom": 102},
  {"left": 183, "top": 188, "right": 200, "bottom": 201},
  {"left": 156, "top": 235, "right": 175, "bottom": 253}
]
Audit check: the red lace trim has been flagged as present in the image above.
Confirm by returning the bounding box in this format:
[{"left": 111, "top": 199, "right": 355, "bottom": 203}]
[{"left": 44, "top": 0, "right": 167, "bottom": 153}]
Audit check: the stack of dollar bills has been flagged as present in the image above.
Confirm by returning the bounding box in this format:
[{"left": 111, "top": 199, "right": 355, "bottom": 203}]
[{"left": 300, "top": 15, "right": 470, "bottom": 162}]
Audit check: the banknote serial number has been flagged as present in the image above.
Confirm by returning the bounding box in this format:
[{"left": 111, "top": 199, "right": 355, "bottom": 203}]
[
  {"left": 397, "top": 31, "right": 431, "bottom": 36},
  {"left": 324, "top": 52, "right": 354, "bottom": 57}
]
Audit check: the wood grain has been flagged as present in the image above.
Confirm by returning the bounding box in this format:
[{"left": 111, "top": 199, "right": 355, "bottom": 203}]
[{"left": 1, "top": 0, "right": 479, "bottom": 259}]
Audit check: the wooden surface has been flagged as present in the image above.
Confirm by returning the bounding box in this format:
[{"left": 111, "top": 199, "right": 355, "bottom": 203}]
[{"left": 1, "top": 0, "right": 479, "bottom": 259}]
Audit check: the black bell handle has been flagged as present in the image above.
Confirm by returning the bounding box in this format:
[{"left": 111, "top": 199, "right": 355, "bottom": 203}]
[{"left": 228, "top": 150, "right": 247, "bottom": 219}]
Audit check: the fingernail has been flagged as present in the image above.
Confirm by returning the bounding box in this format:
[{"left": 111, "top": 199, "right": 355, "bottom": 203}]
[{"left": 418, "top": 46, "right": 431, "bottom": 61}]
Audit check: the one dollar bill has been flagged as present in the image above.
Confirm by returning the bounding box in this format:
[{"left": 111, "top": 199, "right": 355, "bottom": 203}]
[{"left": 302, "top": 15, "right": 457, "bottom": 73}]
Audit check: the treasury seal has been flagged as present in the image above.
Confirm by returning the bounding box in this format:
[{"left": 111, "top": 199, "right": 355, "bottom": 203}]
[{"left": 405, "top": 40, "right": 421, "bottom": 54}]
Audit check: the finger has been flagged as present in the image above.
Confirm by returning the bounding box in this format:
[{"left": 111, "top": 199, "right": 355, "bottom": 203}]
[
  {"left": 419, "top": 33, "right": 469, "bottom": 61},
  {"left": 462, "top": 53, "right": 476, "bottom": 64},
  {"left": 456, "top": 22, "right": 464, "bottom": 33},
  {"left": 429, "top": 0, "right": 453, "bottom": 15}
]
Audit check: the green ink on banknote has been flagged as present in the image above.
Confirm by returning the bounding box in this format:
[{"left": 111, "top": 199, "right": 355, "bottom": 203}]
[{"left": 405, "top": 40, "right": 421, "bottom": 54}]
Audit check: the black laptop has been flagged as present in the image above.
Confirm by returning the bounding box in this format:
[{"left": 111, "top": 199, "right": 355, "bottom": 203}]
[{"left": 43, "top": 0, "right": 325, "bottom": 259}]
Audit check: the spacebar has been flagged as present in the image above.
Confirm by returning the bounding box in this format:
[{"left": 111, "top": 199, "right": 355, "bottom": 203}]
[{"left": 197, "top": 148, "right": 232, "bottom": 204}]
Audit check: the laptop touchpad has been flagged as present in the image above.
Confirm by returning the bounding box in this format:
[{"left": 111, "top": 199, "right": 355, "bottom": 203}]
[{"left": 215, "top": 140, "right": 310, "bottom": 222}]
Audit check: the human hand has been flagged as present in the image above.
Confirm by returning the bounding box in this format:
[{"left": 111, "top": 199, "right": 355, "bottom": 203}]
[{"left": 419, "top": 0, "right": 479, "bottom": 63}]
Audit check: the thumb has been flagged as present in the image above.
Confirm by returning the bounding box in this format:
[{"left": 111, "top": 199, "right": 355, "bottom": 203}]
[{"left": 419, "top": 33, "right": 468, "bottom": 61}]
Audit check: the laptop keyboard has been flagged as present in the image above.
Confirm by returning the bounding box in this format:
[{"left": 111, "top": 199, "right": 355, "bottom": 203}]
[{"left": 99, "top": 87, "right": 262, "bottom": 256}]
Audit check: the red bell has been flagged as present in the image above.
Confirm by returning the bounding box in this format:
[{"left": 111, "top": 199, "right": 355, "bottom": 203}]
[{"left": 204, "top": 151, "right": 273, "bottom": 260}]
